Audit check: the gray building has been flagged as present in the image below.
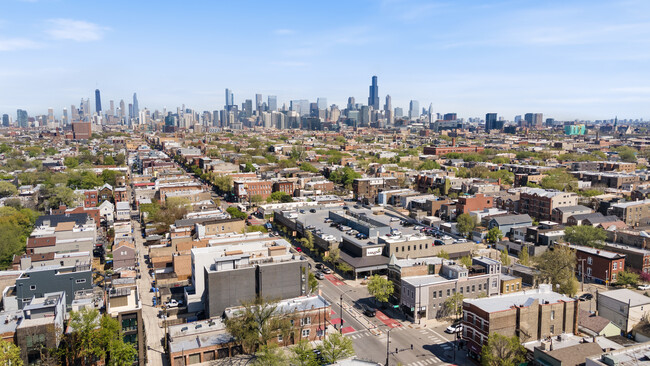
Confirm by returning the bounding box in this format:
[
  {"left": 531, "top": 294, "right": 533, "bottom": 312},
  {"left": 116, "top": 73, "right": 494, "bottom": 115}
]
[
  {"left": 203, "top": 255, "right": 308, "bottom": 318},
  {"left": 14, "top": 264, "right": 92, "bottom": 308},
  {"left": 487, "top": 214, "right": 533, "bottom": 237}
]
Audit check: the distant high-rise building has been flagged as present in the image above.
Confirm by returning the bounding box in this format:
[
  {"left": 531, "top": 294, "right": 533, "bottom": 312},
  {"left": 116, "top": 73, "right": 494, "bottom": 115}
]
[
  {"left": 128, "top": 104, "right": 133, "bottom": 119},
  {"left": 62, "top": 108, "right": 68, "bottom": 125},
  {"left": 243, "top": 99, "right": 253, "bottom": 118},
  {"left": 317, "top": 97, "right": 327, "bottom": 110},
  {"left": 225, "top": 88, "right": 234, "bottom": 110},
  {"left": 485, "top": 113, "right": 503, "bottom": 132},
  {"left": 368, "top": 76, "right": 379, "bottom": 109},
  {"left": 109, "top": 100, "right": 115, "bottom": 117},
  {"left": 268, "top": 96, "right": 277, "bottom": 111},
  {"left": 394, "top": 107, "right": 404, "bottom": 118},
  {"left": 347, "top": 97, "right": 356, "bottom": 110},
  {"left": 2, "top": 114, "right": 9, "bottom": 127},
  {"left": 17, "top": 109, "right": 28, "bottom": 128},
  {"left": 409, "top": 100, "right": 419, "bottom": 120},
  {"left": 255, "top": 94, "right": 262, "bottom": 113},
  {"left": 524, "top": 113, "right": 543, "bottom": 128},
  {"left": 119, "top": 100, "right": 125, "bottom": 119},
  {"left": 545, "top": 118, "right": 555, "bottom": 127},
  {"left": 514, "top": 115, "right": 522, "bottom": 124},
  {"left": 132, "top": 93, "right": 139, "bottom": 119},
  {"left": 95, "top": 89, "right": 102, "bottom": 113},
  {"left": 384, "top": 95, "right": 392, "bottom": 114},
  {"left": 443, "top": 113, "right": 457, "bottom": 121}
]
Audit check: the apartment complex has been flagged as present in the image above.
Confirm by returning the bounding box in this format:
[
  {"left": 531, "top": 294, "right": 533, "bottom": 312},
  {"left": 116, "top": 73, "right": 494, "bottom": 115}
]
[
  {"left": 610, "top": 199, "right": 650, "bottom": 227},
  {"left": 519, "top": 188, "right": 578, "bottom": 221}
]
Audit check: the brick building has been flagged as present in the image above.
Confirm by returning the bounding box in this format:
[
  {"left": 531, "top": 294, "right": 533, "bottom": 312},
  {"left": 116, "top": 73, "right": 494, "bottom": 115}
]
[
  {"left": 233, "top": 179, "right": 273, "bottom": 202},
  {"left": 82, "top": 190, "right": 98, "bottom": 207},
  {"left": 519, "top": 188, "right": 578, "bottom": 221},
  {"left": 603, "top": 243, "right": 650, "bottom": 274},
  {"left": 456, "top": 194, "right": 493, "bottom": 215},
  {"left": 272, "top": 180, "right": 295, "bottom": 195},
  {"left": 462, "top": 284, "right": 578, "bottom": 359},
  {"left": 570, "top": 245, "right": 626, "bottom": 284},
  {"left": 423, "top": 145, "right": 484, "bottom": 155},
  {"left": 610, "top": 199, "right": 650, "bottom": 227},
  {"left": 352, "top": 177, "right": 399, "bottom": 204}
]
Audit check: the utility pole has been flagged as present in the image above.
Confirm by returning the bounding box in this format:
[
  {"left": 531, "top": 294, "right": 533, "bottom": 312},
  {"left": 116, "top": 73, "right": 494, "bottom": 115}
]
[
  {"left": 340, "top": 294, "right": 343, "bottom": 334},
  {"left": 385, "top": 327, "right": 394, "bottom": 366},
  {"left": 578, "top": 258, "right": 586, "bottom": 292}
]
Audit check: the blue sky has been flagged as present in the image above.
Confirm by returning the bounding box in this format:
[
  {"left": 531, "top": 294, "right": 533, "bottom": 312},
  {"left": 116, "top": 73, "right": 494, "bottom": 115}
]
[{"left": 1, "top": 0, "right": 650, "bottom": 120}]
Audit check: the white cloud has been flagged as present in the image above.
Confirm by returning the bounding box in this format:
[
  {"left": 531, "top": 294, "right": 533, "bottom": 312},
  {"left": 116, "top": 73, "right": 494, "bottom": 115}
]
[
  {"left": 46, "top": 19, "right": 107, "bottom": 42},
  {"left": 0, "top": 38, "right": 41, "bottom": 51}
]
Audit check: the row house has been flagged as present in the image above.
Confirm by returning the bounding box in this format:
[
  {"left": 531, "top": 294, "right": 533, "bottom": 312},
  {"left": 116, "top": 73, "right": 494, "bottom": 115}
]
[
  {"left": 570, "top": 245, "right": 626, "bottom": 284},
  {"left": 233, "top": 179, "right": 274, "bottom": 202}
]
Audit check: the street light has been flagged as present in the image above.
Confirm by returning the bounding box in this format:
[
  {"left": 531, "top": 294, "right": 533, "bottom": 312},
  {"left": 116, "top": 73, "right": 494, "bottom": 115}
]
[
  {"left": 339, "top": 289, "right": 355, "bottom": 334},
  {"left": 385, "top": 327, "right": 395, "bottom": 366}
]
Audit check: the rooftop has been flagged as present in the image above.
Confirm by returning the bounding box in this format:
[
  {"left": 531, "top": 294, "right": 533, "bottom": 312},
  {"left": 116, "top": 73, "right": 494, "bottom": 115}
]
[
  {"left": 464, "top": 284, "right": 575, "bottom": 313},
  {"left": 598, "top": 289, "right": 650, "bottom": 307},
  {"left": 568, "top": 245, "right": 625, "bottom": 259}
]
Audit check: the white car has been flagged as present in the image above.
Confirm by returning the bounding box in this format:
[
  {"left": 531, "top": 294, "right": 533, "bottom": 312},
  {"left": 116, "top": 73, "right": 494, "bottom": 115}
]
[
  {"left": 445, "top": 324, "right": 462, "bottom": 333},
  {"left": 638, "top": 284, "right": 650, "bottom": 290},
  {"left": 166, "top": 299, "right": 182, "bottom": 308}
]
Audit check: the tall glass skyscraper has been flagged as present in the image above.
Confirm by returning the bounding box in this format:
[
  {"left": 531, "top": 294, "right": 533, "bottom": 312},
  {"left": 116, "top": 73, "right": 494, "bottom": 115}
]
[
  {"left": 267, "top": 95, "right": 277, "bottom": 111},
  {"left": 95, "top": 89, "right": 102, "bottom": 113},
  {"left": 409, "top": 100, "right": 420, "bottom": 120},
  {"left": 132, "top": 93, "right": 139, "bottom": 118},
  {"left": 225, "top": 88, "right": 234, "bottom": 110},
  {"left": 368, "top": 75, "right": 379, "bottom": 109}
]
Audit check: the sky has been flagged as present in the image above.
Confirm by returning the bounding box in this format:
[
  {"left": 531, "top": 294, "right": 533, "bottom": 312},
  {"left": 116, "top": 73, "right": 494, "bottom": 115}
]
[{"left": 1, "top": 0, "right": 650, "bottom": 121}]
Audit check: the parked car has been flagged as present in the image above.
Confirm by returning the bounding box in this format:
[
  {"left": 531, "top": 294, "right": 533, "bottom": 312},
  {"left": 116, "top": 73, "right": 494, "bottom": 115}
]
[
  {"left": 321, "top": 268, "right": 333, "bottom": 274},
  {"left": 362, "top": 304, "right": 376, "bottom": 317},
  {"left": 578, "top": 293, "right": 593, "bottom": 301},
  {"left": 639, "top": 284, "right": 650, "bottom": 290},
  {"left": 166, "top": 299, "right": 182, "bottom": 308},
  {"left": 315, "top": 263, "right": 324, "bottom": 270},
  {"left": 445, "top": 323, "right": 462, "bottom": 333},
  {"left": 309, "top": 209, "right": 317, "bottom": 213},
  {"left": 295, "top": 247, "right": 302, "bottom": 252},
  {"left": 314, "top": 272, "right": 325, "bottom": 280}
]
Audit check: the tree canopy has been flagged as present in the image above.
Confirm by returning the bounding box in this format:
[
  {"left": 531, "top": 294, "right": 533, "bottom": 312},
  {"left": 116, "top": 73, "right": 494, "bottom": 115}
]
[
  {"left": 564, "top": 225, "right": 606, "bottom": 248},
  {"left": 480, "top": 334, "right": 527, "bottom": 366},
  {"left": 535, "top": 245, "right": 579, "bottom": 296},
  {"left": 367, "top": 274, "right": 394, "bottom": 304}
]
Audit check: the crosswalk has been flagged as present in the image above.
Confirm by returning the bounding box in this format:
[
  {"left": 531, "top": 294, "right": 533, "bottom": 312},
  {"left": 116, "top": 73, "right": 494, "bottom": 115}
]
[{"left": 404, "top": 358, "right": 446, "bottom": 366}]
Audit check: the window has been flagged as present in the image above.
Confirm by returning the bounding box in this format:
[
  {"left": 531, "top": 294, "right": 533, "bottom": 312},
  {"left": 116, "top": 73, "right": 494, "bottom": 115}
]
[
  {"left": 612, "top": 273, "right": 617, "bottom": 281},
  {"left": 425, "top": 244, "right": 428, "bottom": 249},
  {"left": 30, "top": 285, "right": 36, "bottom": 290},
  {"left": 550, "top": 310, "right": 555, "bottom": 320},
  {"left": 467, "top": 286, "right": 470, "bottom": 293},
  {"left": 277, "top": 334, "right": 283, "bottom": 342},
  {"left": 396, "top": 247, "right": 399, "bottom": 253},
  {"left": 460, "top": 287, "right": 463, "bottom": 294},
  {"left": 550, "top": 325, "right": 555, "bottom": 334},
  {"left": 478, "top": 284, "right": 482, "bottom": 291},
  {"left": 302, "top": 329, "right": 310, "bottom": 338},
  {"left": 439, "top": 290, "right": 442, "bottom": 298},
  {"left": 408, "top": 246, "right": 411, "bottom": 251},
  {"left": 447, "top": 289, "right": 450, "bottom": 296},
  {"left": 472, "top": 285, "right": 475, "bottom": 292},
  {"left": 587, "top": 257, "right": 593, "bottom": 265},
  {"left": 433, "top": 291, "right": 437, "bottom": 299},
  {"left": 506, "top": 284, "right": 510, "bottom": 292}
]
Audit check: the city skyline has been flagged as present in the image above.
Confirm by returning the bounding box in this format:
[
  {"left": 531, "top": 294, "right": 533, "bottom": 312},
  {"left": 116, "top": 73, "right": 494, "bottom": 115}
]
[{"left": 1, "top": 0, "right": 650, "bottom": 120}]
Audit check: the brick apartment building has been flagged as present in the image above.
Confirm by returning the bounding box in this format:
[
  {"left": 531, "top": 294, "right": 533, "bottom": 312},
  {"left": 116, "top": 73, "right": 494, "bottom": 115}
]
[
  {"left": 570, "top": 245, "right": 626, "bottom": 284},
  {"left": 462, "top": 284, "right": 578, "bottom": 358},
  {"left": 272, "top": 181, "right": 295, "bottom": 195},
  {"left": 610, "top": 199, "right": 650, "bottom": 227},
  {"left": 603, "top": 242, "right": 650, "bottom": 274},
  {"left": 423, "top": 145, "right": 485, "bottom": 155},
  {"left": 82, "top": 190, "right": 98, "bottom": 207},
  {"left": 519, "top": 188, "right": 578, "bottom": 221},
  {"left": 233, "top": 179, "right": 273, "bottom": 202},
  {"left": 352, "top": 177, "right": 399, "bottom": 204},
  {"left": 456, "top": 194, "right": 494, "bottom": 215}
]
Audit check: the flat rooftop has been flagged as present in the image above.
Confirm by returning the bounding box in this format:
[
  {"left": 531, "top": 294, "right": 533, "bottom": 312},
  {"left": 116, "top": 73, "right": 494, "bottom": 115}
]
[{"left": 464, "top": 284, "right": 575, "bottom": 313}]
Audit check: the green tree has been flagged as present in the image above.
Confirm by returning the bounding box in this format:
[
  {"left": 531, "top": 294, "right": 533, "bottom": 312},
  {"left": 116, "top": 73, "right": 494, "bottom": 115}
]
[
  {"left": 104, "top": 156, "right": 115, "bottom": 165},
  {"left": 535, "top": 245, "right": 579, "bottom": 296},
  {"left": 367, "top": 274, "right": 394, "bottom": 304},
  {"left": 487, "top": 227, "right": 503, "bottom": 244},
  {"left": 300, "top": 162, "right": 320, "bottom": 173},
  {"left": 317, "top": 333, "right": 355, "bottom": 364},
  {"left": 615, "top": 146, "right": 637, "bottom": 163},
  {"left": 114, "top": 153, "right": 126, "bottom": 166},
  {"left": 564, "top": 225, "right": 606, "bottom": 248},
  {"left": 459, "top": 255, "right": 473, "bottom": 268},
  {"left": 418, "top": 160, "right": 441, "bottom": 170},
  {"left": 291, "top": 340, "right": 319, "bottom": 366},
  {"left": 226, "top": 206, "right": 248, "bottom": 220},
  {"left": 539, "top": 168, "right": 578, "bottom": 191},
  {"left": 224, "top": 297, "right": 291, "bottom": 353},
  {"left": 480, "top": 333, "right": 526, "bottom": 366},
  {"left": 617, "top": 271, "right": 639, "bottom": 287},
  {"left": 250, "top": 194, "right": 264, "bottom": 206},
  {"left": 213, "top": 174, "right": 233, "bottom": 194},
  {"left": 253, "top": 344, "right": 287, "bottom": 366},
  {"left": 307, "top": 271, "right": 319, "bottom": 294},
  {"left": 243, "top": 162, "right": 256, "bottom": 173},
  {"left": 500, "top": 249, "right": 511, "bottom": 266},
  {"left": 443, "top": 292, "right": 464, "bottom": 318},
  {"left": 301, "top": 230, "right": 314, "bottom": 251},
  {"left": 64, "top": 157, "right": 79, "bottom": 168},
  {"left": 270, "top": 191, "right": 293, "bottom": 203},
  {"left": 0, "top": 340, "right": 23, "bottom": 366},
  {"left": 437, "top": 250, "right": 450, "bottom": 259},
  {"left": 518, "top": 249, "right": 530, "bottom": 266},
  {"left": 336, "top": 261, "right": 353, "bottom": 274},
  {"left": 456, "top": 213, "right": 475, "bottom": 236},
  {"left": 0, "top": 181, "right": 18, "bottom": 198}
]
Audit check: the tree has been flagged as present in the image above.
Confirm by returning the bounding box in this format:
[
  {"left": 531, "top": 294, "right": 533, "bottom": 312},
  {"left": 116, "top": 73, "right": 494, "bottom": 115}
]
[
  {"left": 243, "top": 162, "right": 256, "bottom": 173},
  {"left": 114, "top": 153, "right": 126, "bottom": 166},
  {"left": 300, "top": 162, "right": 320, "bottom": 173},
  {"left": 336, "top": 261, "right": 353, "bottom": 274},
  {"left": 291, "top": 340, "right": 319, "bottom": 366},
  {"left": 0, "top": 340, "right": 23, "bottom": 366},
  {"left": 617, "top": 271, "right": 639, "bottom": 287},
  {"left": 535, "top": 245, "right": 579, "bottom": 296},
  {"left": 0, "top": 181, "right": 17, "bottom": 198},
  {"left": 301, "top": 230, "right": 314, "bottom": 251},
  {"left": 480, "top": 334, "right": 526, "bottom": 366},
  {"left": 270, "top": 191, "right": 293, "bottom": 203},
  {"left": 437, "top": 250, "right": 450, "bottom": 259},
  {"left": 487, "top": 227, "right": 503, "bottom": 244},
  {"left": 564, "top": 225, "right": 606, "bottom": 248},
  {"left": 443, "top": 292, "right": 464, "bottom": 318},
  {"left": 224, "top": 297, "right": 290, "bottom": 353},
  {"left": 250, "top": 194, "right": 264, "bottom": 206},
  {"left": 539, "top": 168, "right": 578, "bottom": 191},
  {"left": 307, "top": 271, "right": 318, "bottom": 294},
  {"left": 456, "top": 213, "right": 475, "bottom": 236},
  {"left": 104, "top": 156, "right": 115, "bottom": 165},
  {"left": 367, "top": 274, "right": 394, "bottom": 304},
  {"left": 64, "top": 157, "right": 79, "bottom": 168},
  {"left": 317, "top": 333, "right": 355, "bottom": 364},
  {"left": 500, "top": 249, "right": 511, "bottom": 266},
  {"left": 418, "top": 160, "right": 441, "bottom": 170},
  {"left": 213, "top": 174, "right": 233, "bottom": 194},
  {"left": 518, "top": 249, "right": 530, "bottom": 266},
  {"left": 615, "top": 146, "right": 637, "bottom": 163},
  {"left": 324, "top": 246, "right": 340, "bottom": 264},
  {"left": 226, "top": 206, "right": 248, "bottom": 220},
  {"left": 253, "top": 344, "right": 287, "bottom": 366},
  {"left": 459, "top": 255, "right": 473, "bottom": 268}
]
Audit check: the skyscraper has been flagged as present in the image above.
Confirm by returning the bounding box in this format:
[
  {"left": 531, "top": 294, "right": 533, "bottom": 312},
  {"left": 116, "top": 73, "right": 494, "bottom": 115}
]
[
  {"left": 524, "top": 113, "right": 543, "bottom": 128},
  {"left": 243, "top": 99, "right": 253, "bottom": 118},
  {"left": 267, "top": 96, "right": 277, "bottom": 112},
  {"left": 17, "top": 109, "right": 28, "bottom": 128},
  {"left": 109, "top": 100, "right": 114, "bottom": 117},
  {"left": 255, "top": 94, "right": 262, "bottom": 113},
  {"left": 384, "top": 95, "right": 391, "bottom": 114},
  {"left": 317, "top": 97, "right": 327, "bottom": 110},
  {"left": 368, "top": 76, "right": 379, "bottom": 109},
  {"left": 225, "top": 88, "right": 234, "bottom": 110},
  {"left": 485, "top": 113, "right": 501, "bottom": 132},
  {"left": 95, "top": 89, "right": 102, "bottom": 113},
  {"left": 119, "top": 100, "right": 125, "bottom": 119},
  {"left": 2, "top": 114, "right": 9, "bottom": 127},
  {"left": 347, "top": 97, "right": 356, "bottom": 110},
  {"left": 132, "top": 93, "right": 139, "bottom": 119},
  {"left": 62, "top": 108, "right": 68, "bottom": 125},
  {"left": 409, "top": 100, "right": 420, "bottom": 120}
]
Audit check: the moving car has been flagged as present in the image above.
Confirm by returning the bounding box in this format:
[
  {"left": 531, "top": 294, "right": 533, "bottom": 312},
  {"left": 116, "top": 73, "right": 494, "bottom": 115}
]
[
  {"left": 445, "top": 323, "right": 462, "bottom": 333},
  {"left": 315, "top": 263, "right": 324, "bottom": 270},
  {"left": 321, "top": 267, "right": 333, "bottom": 274},
  {"left": 362, "top": 304, "right": 376, "bottom": 317}
]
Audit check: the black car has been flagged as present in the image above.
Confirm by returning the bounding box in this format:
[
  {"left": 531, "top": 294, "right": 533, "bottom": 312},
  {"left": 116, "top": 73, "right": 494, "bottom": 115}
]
[
  {"left": 315, "top": 263, "right": 324, "bottom": 270},
  {"left": 578, "top": 293, "right": 593, "bottom": 301},
  {"left": 362, "top": 304, "right": 376, "bottom": 317}
]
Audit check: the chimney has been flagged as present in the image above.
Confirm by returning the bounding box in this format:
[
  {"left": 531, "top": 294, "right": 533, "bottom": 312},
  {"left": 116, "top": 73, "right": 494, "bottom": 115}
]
[{"left": 452, "top": 137, "right": 456, "bottom": 147}]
